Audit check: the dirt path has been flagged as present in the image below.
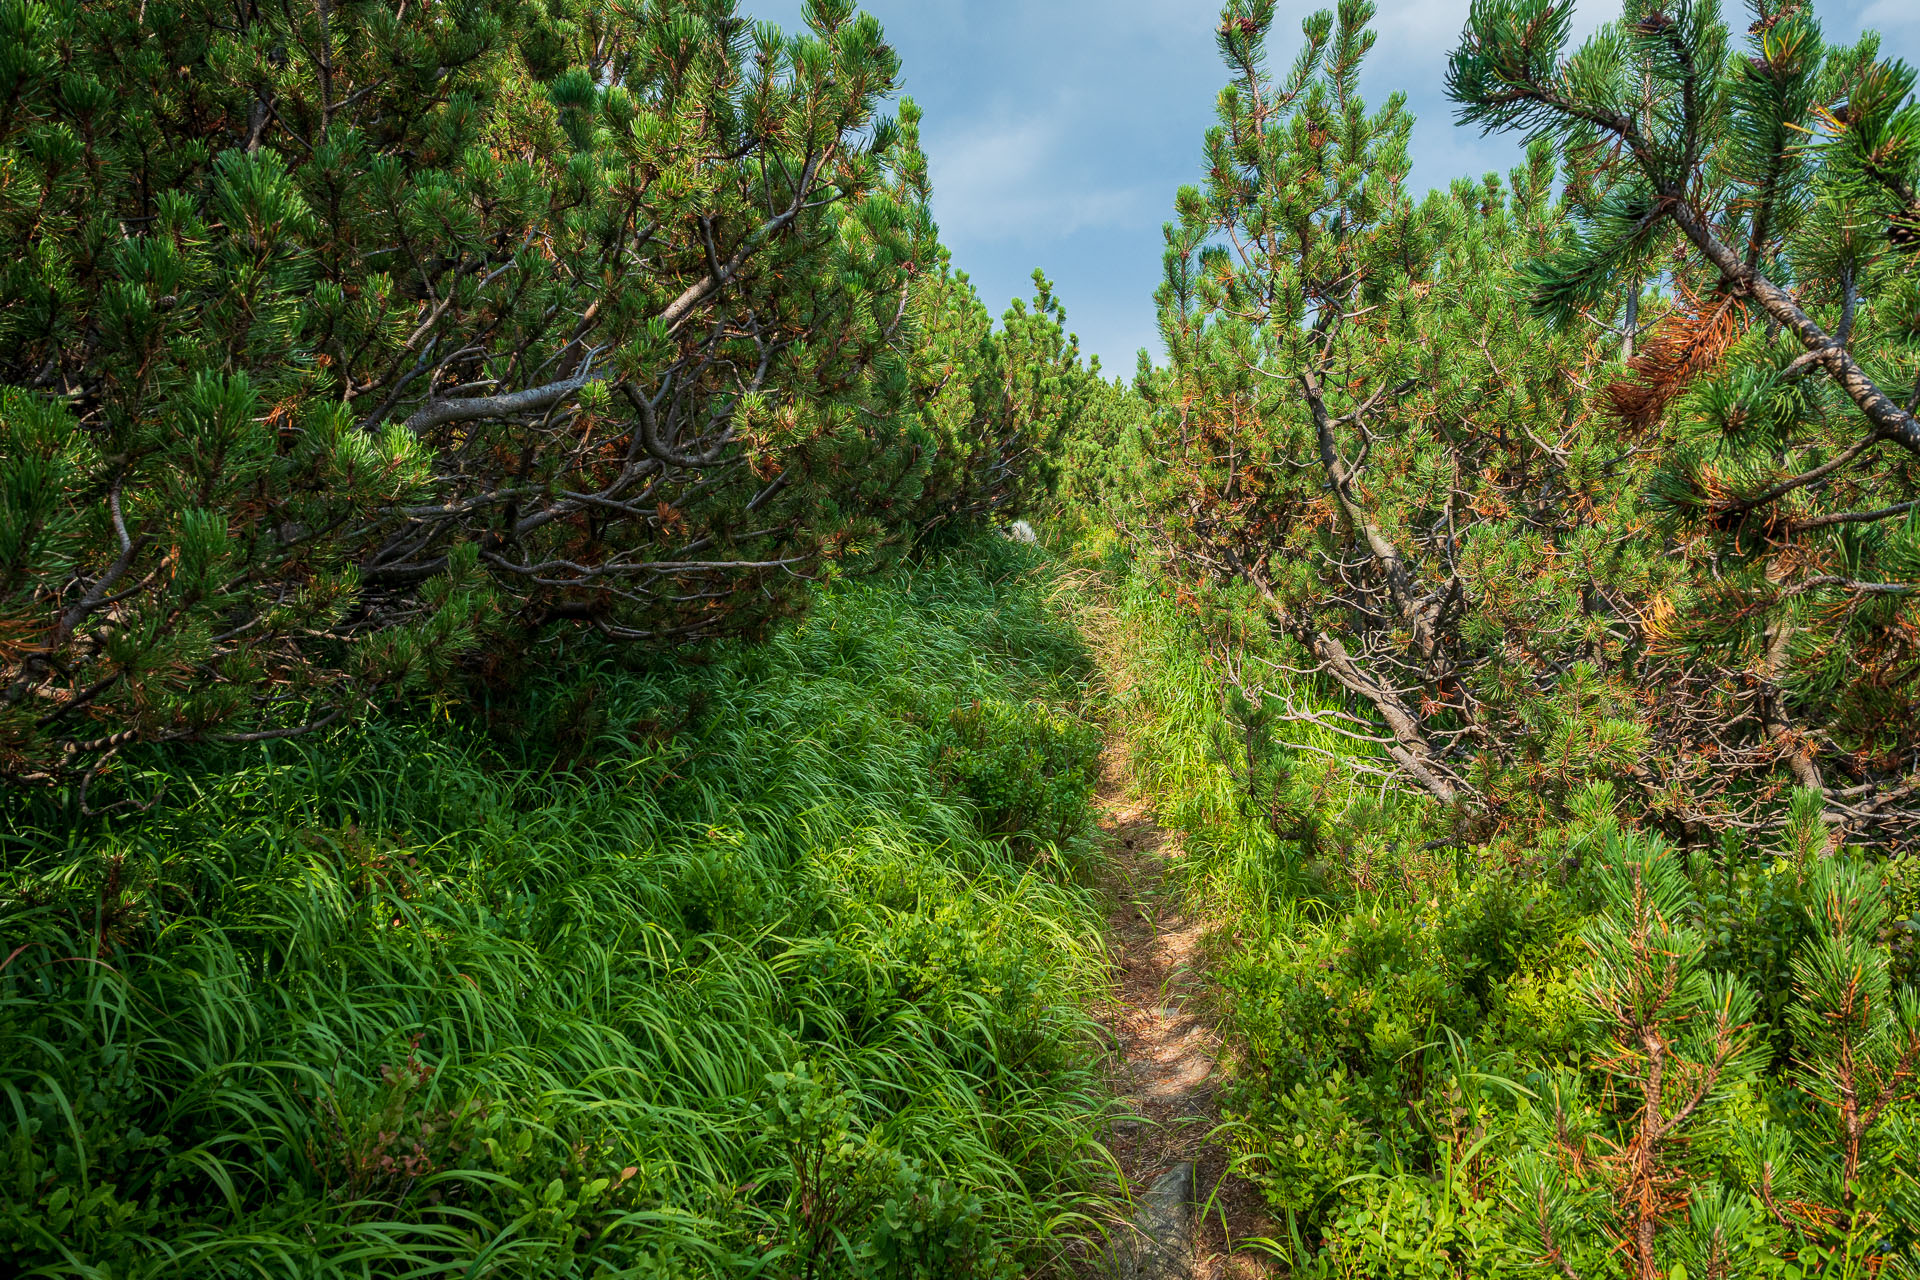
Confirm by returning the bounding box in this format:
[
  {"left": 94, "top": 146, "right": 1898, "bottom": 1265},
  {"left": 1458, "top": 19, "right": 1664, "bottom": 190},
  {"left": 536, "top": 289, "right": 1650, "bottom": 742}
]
[{"left": 1091, "top": 747, "right": 1283, "bottom": 1280}]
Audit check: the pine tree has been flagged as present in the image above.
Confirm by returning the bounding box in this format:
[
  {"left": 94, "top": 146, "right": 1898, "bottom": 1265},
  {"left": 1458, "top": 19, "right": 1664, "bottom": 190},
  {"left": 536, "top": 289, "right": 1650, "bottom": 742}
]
[
  {"left": 1509, "top": 825, "right": 1920, "bottom": 1278},
  {"left": 1506, "top": 830, "right": 1766, "bottom": 1280},
  {"left": 1138, "top": 0, "right": 1672, "bottom": 831},
  {"left": 1776, "top": 857, "right": 1920, "bottom": 1255},
  {"left": 1122, "top": 0, "right": 1919, "bottom": 844},
  {"left": 906, "top": 268, "right": 1099, "bottom": 538},
  {"left": 0, "top": 0, "right": 995, "bottom": 794},
  {"left": 1449, "top": 0, "right": 1920, "bottom": 840}
]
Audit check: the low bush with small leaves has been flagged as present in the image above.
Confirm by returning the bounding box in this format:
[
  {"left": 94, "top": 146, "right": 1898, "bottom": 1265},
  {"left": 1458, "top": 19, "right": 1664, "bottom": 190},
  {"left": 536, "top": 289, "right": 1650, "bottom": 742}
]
[{"left": 939, "top": 698, "right": 1101, "bottom": 853}]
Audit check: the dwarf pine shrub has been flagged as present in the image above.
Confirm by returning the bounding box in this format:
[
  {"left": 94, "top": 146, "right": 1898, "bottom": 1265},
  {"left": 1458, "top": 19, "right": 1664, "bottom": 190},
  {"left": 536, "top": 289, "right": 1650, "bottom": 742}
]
[{"left": 0, "top": 1, "right": 1108, "bottom": 795}]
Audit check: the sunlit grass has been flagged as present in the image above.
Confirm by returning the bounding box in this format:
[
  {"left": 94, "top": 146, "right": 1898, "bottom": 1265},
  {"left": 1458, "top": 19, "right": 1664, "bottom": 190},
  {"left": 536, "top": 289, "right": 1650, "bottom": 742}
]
[{"left": 1, "top": 540, "right": 1117, "bottom": 1278}]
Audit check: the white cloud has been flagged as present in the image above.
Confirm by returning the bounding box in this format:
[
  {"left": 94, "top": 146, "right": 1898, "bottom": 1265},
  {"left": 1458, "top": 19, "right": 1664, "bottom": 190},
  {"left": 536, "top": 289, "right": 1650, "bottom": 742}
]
[
  {"left": 1856, "top": 0, "right": 1919, "bottom": 33},
  {"left": 924, "top": 110, "right": 1151, "bottom": 246}
]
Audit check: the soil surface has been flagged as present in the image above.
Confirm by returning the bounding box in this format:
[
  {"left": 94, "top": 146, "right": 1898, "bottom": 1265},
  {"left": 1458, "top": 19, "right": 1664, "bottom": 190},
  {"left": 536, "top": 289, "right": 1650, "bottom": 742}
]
[{"left": 1089, "top": 747, "right": 1284, "bottom": 1280}]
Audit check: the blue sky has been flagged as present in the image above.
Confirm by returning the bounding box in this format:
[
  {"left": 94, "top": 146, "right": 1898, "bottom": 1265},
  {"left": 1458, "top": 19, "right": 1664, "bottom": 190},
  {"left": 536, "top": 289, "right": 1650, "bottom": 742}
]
[{"left": 753, "top": 0, "right": 1917, "bottom": 373}]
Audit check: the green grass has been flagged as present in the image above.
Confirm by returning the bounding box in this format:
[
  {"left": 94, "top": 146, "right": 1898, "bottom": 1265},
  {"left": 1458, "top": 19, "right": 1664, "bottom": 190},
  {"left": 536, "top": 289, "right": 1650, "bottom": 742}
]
[
  {"left": 0, "top": 538, "right": 1115, "bottom": 1278},
  {"left": 1059, "top": 524, "right": 1407, "bottom": 918}
]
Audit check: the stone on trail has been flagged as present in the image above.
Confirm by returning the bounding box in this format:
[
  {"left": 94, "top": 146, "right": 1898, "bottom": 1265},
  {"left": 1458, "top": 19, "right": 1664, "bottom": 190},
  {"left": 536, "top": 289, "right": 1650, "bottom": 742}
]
[{"left": 1116, "top": 1160, "right": 1194, "bottom": 1280}]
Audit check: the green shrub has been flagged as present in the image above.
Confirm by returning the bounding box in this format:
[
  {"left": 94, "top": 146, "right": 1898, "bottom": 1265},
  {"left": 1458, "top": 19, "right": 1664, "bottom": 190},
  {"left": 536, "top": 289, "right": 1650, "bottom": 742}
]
[
  {"left": 939, "top": 698, "right": 1100, "bottom": 852},
  {"left": 1305, "top": 1178, "right": 1520, "bottom": 1280},
  {"left": 1436, "top": 877, "right": 1572, "bottom": 1018},
  {"left": 1228, "top": 1071, "right": 1374, "bottom": 1219}
]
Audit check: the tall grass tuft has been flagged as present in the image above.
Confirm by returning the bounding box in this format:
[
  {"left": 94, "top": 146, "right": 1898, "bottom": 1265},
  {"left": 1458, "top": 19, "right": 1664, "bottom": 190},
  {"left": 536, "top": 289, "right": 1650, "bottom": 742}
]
[{"left": 1, "top": 538, "right": 1114, "bottom": 1278}]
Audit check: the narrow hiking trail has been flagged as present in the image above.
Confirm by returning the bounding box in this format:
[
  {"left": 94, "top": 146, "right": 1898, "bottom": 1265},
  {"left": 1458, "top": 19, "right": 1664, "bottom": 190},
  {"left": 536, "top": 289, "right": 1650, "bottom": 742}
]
[{"left": 1089, "top": 746, "right": 1283, "bottom": 1280}]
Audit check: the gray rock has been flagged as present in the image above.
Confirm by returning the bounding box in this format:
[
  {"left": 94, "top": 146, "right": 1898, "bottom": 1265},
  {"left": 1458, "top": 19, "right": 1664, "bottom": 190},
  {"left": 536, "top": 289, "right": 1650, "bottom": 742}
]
[{"left": 1116, "top": 1161, "right": 1194, "bottom": 1280}]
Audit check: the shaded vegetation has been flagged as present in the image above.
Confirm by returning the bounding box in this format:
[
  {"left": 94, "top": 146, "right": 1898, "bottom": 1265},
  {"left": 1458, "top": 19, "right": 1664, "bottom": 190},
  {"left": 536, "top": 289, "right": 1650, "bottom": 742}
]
[{"left": 1064, "top": 520, "right": 1920, "bottom": 1277}]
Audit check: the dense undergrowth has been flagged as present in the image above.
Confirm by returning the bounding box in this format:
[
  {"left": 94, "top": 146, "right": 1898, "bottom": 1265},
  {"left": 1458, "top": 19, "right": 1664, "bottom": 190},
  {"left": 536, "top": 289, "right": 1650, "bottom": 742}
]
[
  {"left": 0, "top": 538, "right": 1112, "bottom": 1279},
  {"left": 1061, "top": 517, "right": 1920, "bottom": 1278}
]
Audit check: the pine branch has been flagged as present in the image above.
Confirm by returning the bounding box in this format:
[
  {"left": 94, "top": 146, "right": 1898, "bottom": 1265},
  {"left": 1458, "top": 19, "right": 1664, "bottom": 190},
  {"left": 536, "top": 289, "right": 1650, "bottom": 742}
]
[
  {"left": 1786, "top": 499, "right": 1919, "bottom": 532},
  {"left": 1710, "top": 431, "right": 1883, "bottom": 521},
  {"left": 1666, "top": 199, "right": 1920, "bottom": 457},
  {"left": 403, "top": 155, "right": 827, "bottom": 434}
]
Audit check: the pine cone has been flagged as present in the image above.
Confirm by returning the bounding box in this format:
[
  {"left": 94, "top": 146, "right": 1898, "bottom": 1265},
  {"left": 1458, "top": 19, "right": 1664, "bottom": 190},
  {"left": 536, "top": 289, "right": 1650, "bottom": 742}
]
[{"left": 1889, "top": 211, "right": 1920, "bottom": 252}]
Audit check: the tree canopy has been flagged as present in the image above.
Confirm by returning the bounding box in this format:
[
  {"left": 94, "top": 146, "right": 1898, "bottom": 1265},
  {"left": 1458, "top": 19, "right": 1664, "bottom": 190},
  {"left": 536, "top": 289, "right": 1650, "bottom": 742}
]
[
  {"left": 1096, "top": 0, "right": 1920, "bottom": 848},
  {"left": 0, "top": 0, "right": 1105, "bottom": 797}
]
